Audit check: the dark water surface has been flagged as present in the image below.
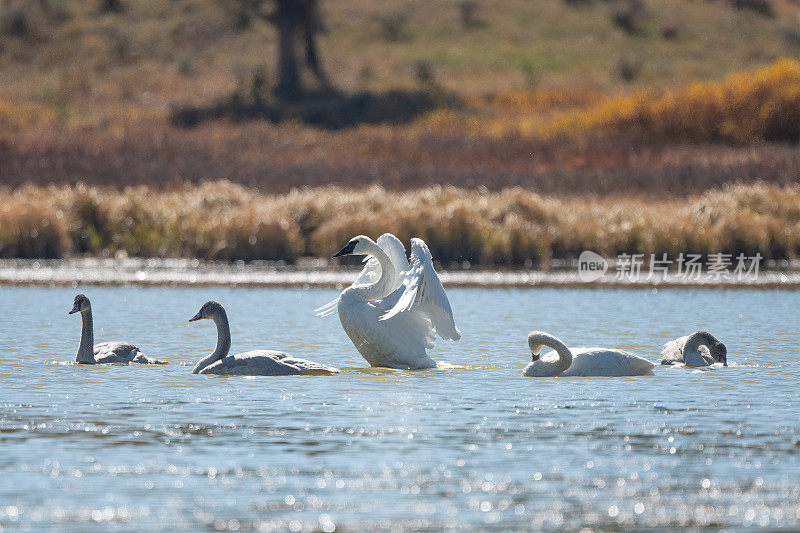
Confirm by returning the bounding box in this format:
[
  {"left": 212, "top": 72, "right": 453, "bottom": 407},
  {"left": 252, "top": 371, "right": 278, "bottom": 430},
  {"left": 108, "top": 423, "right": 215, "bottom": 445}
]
[{"left": 0, "top": 286, "right": 797, "bottom": 531}]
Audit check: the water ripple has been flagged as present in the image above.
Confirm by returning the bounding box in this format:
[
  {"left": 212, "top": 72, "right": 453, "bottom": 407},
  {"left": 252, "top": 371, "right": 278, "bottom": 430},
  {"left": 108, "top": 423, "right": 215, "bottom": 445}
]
[{"left": 0, "top": 286, "right": 797, "bottom": 530}]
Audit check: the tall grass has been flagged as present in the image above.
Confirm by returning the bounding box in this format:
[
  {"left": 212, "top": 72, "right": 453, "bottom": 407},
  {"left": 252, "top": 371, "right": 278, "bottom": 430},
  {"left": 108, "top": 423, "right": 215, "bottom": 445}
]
[{"left": 1, "top": 182, "right": 799, "bottom": 264}]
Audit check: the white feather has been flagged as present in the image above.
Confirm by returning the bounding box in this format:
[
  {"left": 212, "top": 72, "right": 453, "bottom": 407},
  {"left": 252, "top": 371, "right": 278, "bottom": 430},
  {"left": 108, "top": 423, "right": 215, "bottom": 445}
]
[
  {"left": 322, "top": 234, "right": 460, "bottom": 369},
  {"left": 524, "top": 331, "right": 655, "bottom": 377},
  {"left": 380, "top": 238, "right": 461, "bottom": 341}
]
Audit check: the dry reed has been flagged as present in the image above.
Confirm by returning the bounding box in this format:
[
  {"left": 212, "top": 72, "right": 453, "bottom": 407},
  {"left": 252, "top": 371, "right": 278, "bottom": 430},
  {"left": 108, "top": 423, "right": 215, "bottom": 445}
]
[{"left": 1, "top": 182, "right": 798, "bottom": 264}]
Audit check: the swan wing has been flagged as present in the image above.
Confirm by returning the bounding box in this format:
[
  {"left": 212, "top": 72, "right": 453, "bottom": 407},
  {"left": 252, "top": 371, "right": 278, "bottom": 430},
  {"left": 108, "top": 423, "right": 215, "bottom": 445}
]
[
  {"left": 200, "top": 350, "right": 339, "bottom": 376},
  {"left": 316, "top": 234, "right": 408, "bottom": 318},
  {"left": 93, "top": 342, "right": 140, "bottom": 363},
  {"left": 563, "top": 348, "right": 656, "bottom": 377},
  {"left": 91, "top": 342, "right": 164, "bottom": 364},
  {"left": 380, "top": 238, "right": 461, "bottom": 341},
  {"left": 131, "top": 353, "right": 167, "bottom": 364}
]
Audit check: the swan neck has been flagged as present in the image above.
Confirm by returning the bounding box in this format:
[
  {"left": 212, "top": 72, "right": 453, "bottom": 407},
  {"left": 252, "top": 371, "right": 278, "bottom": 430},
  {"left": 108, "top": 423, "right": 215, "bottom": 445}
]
[
  {"left": 529, "top": 332, "right": 572, "bottom": 373},
  {"left": 192, "top": 309, "right": 231, "bottom": 374},
  {"left": 684, "top": 331, "right": 722, "bottom": 363},
  {"left": 684, "top": 332, "right": 715, "bottom": 355},
  {"left": 358, "top": 241, "right": 396, "bottom": 301},
  {"left": 77, "top": 309, "right": 95, "bottom": 363}
]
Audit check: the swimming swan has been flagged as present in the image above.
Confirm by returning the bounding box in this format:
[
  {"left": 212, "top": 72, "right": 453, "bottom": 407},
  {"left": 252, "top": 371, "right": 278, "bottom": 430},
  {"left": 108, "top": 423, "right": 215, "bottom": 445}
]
[
  {"left": 524, "top": 331, "right": 656, "bottom": 377},
  {"left": 189, "top": 301, "right": 339, "bottom": 375},
  {"left": 69, "top": 294, "right": 164, "bottom": 364},
  {"left": 317, "top": 234, "right": 460, "bottom": 369},
  {"left": 660, "top": 331, "right": 727, "bottom": 367}
]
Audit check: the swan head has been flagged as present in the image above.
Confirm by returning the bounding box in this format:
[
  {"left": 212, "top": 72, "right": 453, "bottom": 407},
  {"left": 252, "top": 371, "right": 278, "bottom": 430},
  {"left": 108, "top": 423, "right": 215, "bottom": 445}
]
[
  {"left": 332, "top": 235, "right": 372, "bottom": 258},
  {"left": 711, "top": 341, "right": 727, "bottom": 366},
  {"left": 527, "top": 333, "right": 544, "bottom": 361},
  {"left": 190, "top": 301, "right": 224, "bottom": 322},
  {"left": 69, "top": 294, "right": 90, "bottom": 315}
]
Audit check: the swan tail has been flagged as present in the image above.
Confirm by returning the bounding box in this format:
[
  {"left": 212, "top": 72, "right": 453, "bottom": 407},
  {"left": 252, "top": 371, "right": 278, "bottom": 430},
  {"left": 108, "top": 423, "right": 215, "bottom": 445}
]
[{"left": 314, "top": 298, "right": 340, "bottom": 318}]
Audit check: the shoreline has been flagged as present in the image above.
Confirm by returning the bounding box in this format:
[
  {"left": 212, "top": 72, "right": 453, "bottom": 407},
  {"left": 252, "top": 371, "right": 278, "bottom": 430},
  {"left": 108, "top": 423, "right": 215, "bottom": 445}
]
[{"left": 1, "top": 258, "right": 799, "bottom": 289}]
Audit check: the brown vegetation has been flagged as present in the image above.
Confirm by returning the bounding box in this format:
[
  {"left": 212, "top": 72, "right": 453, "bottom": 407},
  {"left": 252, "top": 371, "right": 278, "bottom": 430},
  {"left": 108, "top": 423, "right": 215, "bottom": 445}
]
[
  {"left": 3, "top": 3, "right": 800, "bottom": 264},
  {"left": 3, "top": 60, "right": 800, "bottom": 195},
  {"left": 4, "top": 120, "right": 800, "bottom": 194},
  {"left": 2, "top": 182, "right": 799, "bottom": 265},
  {"left": 547, "top": 60, "right": 800, "bottom": 143}
]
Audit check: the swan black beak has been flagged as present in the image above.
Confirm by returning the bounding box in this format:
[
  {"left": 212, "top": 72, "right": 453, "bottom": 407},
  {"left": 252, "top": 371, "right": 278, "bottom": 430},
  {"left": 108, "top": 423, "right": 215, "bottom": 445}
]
[
  {"left": 68, "top": 305, "right": 80, "bottom": 315},
  {"left": 332, "top": 240, "right": 357, "bottom": 258},
  {"left": 189, "top": 312, "right": 202, "bottom": 322},
  {"left": 530, "top": 346, "right": 541, "bottom": 361}
]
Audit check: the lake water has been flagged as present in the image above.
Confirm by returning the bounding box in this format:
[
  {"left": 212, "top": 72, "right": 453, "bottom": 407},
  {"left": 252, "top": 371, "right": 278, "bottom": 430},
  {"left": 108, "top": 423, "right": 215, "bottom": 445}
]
[{"left": 0, "top": 286, "right": 797, "bottom": 531}]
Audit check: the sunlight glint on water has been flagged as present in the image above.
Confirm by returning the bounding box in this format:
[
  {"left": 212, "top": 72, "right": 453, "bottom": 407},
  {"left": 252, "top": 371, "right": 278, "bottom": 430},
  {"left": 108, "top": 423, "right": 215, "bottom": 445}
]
[{"left": 0, "top": 286, "right": 798, "bottom": 530}]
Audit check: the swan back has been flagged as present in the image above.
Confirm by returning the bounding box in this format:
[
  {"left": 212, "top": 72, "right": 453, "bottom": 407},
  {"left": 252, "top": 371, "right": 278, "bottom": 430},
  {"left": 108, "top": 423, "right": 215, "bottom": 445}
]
[
  {"left": 198, "top": 350, "right": 340, "bottom": 375},
  {"left": 93, "top": 342, "right": 163, "bottom": 364},
  {"left": 560, "top": 348, "right": 656, "bottom": 376}
]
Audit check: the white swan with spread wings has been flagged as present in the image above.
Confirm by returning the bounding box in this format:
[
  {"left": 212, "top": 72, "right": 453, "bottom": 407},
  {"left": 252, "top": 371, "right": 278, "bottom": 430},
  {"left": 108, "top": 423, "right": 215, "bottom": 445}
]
[{"left": 317, "top": 233, "right": 461, "bottom": 369}]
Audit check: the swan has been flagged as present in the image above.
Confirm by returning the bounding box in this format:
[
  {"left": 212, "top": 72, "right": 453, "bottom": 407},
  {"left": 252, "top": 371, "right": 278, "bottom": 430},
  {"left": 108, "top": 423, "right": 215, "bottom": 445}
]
[
  {"left": 317, "top": 233, "right": 460, "bottom": 369},
  {"left": 524, "top": 331, "right": 655, "bottom": 377},
  {"left": 189, "top": 301, "right": 339, "bottom": 375},
  {"left": 660, "top": 331, "right": 727, "bottom": 367},
  {"left": 69, "top": 294, "right": 165, "bottom": 364}
]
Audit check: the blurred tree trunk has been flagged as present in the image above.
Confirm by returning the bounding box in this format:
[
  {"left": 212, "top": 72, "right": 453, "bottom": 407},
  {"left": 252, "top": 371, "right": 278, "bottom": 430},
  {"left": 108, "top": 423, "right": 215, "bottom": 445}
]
[
  {"left": 272, "top": 0, "right": 331, "bottom": 100},
  {"left": 274, "top": 0, "right": 302, "bottom": 99},
  {"left": 302, "top": 1, "right": 332, "bottom": 91}
]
